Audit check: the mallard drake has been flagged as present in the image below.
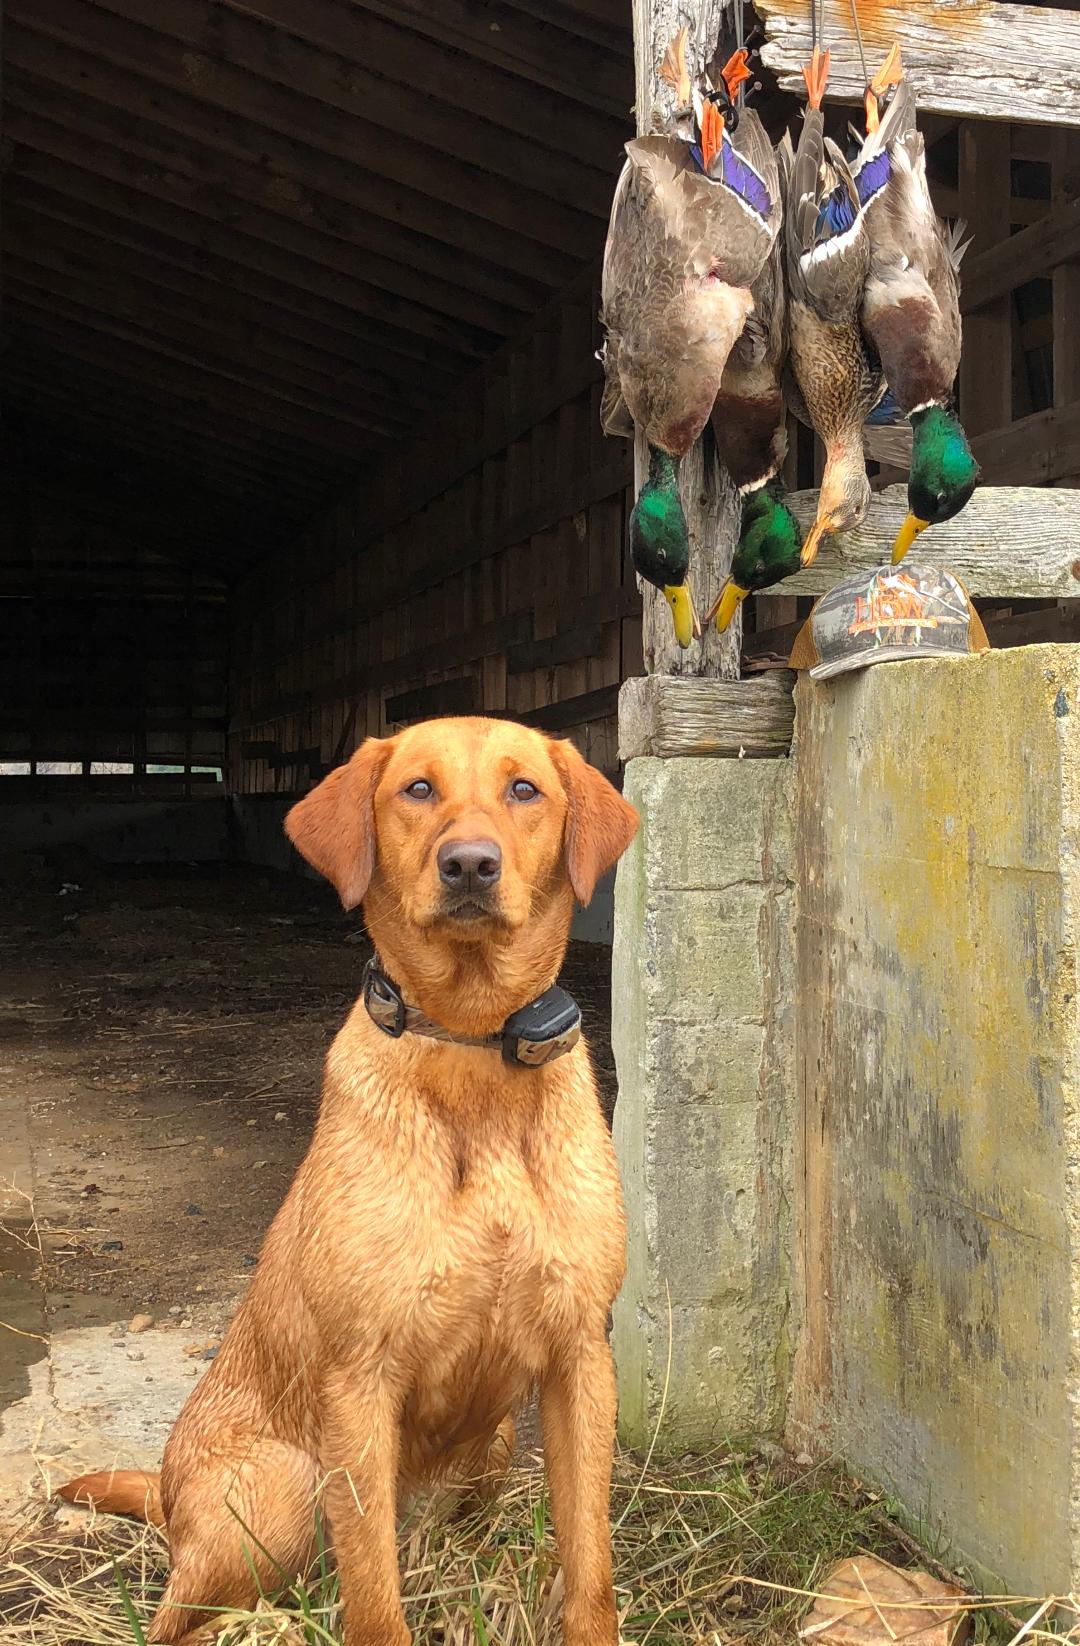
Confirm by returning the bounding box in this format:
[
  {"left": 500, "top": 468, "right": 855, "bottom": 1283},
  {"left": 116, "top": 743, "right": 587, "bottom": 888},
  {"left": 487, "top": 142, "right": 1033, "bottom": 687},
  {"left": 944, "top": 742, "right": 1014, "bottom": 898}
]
[
  {"left": 852, "top": 61, "right": 979, "bottom": 560},
  {"left": 780, "top": 47, "right": 880, "bottom": 566},
  {"left": 706, "top": 479, "right": 802, "bottom": 630},
  {"left": 705, "top": 227, "right": 802, "bottom": 630},
  {"left": 600, "top": 30, "right": 782, "bottom": 645}
]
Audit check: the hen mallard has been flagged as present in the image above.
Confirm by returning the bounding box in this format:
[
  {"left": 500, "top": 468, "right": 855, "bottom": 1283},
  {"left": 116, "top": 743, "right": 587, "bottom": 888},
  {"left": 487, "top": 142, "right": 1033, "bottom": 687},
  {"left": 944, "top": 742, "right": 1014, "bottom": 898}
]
[
  {"left": 600, "top": 29, "right": 782, "bottom": 645},
  {"left": 781, "top": 47, "right": 882, "bottom": 566},
  {"left": 852, "top": 60, "right": 979, "bottom": 560}
]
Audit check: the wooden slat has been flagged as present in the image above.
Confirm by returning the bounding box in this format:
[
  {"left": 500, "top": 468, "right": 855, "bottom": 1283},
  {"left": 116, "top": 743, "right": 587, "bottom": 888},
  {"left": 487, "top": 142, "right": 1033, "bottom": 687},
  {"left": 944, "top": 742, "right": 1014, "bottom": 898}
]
[
  {"left": 958, "top": 122, "right": 1012, "bottom": 438},
  {"left": 962, "top": 196, "right": 1080, "bottom": 315},
  {"left": 619, "top": 673, "right": 796, "bottom": 760},
  {"left": 507, "top": 624, "right": 605, "bottom": 675},
  {"left": 385, "top": 677, "right": 480, "bottom": 724},
  {"left": 782, "top": 483, "right": 1080, "bottom": 598},
  {"left": 758, "top": 0, "right": 1080, "bottom": 127},
  {"left": 6, "top": 157, "right": 487, "bottom": 363},
  {"left": 8, "top": 218, "right": 464, "bottom": 408},
  {"left": 40, "top": 0, "right": 615, "bottom": 219},
  {"left": 970, "top": 400, "right": 1080, "bottom": 488},
  {"left": 4, "top": 14, "right": 587, "bottom": 282},
  {"left": 4, "top": 106, "right": 512, "bottom": 348},
  {"left": 349, "top": 0, "right": 631, "bottom": 118},
  {"left": 495, "top": 685, "right": 620, "bottom": 732}
]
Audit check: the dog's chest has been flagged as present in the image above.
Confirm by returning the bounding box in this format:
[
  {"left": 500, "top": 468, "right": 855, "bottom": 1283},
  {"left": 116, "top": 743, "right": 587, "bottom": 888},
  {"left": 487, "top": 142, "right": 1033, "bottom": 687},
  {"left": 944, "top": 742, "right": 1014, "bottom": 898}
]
[{"left": 405, "top": 1139, "right": 589, "bottom": 1371}]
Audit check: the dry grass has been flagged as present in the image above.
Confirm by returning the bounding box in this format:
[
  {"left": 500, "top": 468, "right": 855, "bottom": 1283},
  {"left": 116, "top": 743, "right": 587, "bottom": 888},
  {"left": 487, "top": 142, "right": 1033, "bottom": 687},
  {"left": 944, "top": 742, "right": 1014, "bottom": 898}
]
[{"left": 2, "top": 1447, "right": 1054, "bottom": 1646}]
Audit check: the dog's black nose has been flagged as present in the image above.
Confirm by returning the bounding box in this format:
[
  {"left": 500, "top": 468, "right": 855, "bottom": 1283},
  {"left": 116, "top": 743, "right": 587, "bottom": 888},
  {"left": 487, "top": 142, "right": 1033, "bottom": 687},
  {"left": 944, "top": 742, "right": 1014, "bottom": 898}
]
[{"left": 437, "top": 838, "right": 502, "bottom": 892}]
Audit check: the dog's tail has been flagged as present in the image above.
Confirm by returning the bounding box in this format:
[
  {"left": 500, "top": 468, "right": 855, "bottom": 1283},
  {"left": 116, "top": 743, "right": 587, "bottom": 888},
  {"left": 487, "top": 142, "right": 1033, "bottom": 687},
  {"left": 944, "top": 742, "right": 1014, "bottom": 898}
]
[{"left": 56, "top": 1468, "right": 165, "bottom": 1529}]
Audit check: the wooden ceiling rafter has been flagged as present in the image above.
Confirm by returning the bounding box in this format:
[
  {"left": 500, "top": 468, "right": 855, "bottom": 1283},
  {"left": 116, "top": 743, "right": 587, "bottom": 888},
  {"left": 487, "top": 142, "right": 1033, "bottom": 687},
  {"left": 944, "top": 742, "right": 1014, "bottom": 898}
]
[
  {"left": 0, "top": 0, "right": 633, "bottom": 574},
  {"left": 5, "top": 152, "right": 496, "bottom": 361},
  {"left": 6, "top": 268, "right": 422, "bottom": 434},
  {"left": 7, "top": 205, "right": 467, "bottom": 398},
  {"left": 4, "top": 368, "right": 343, "bottom": 511},
  {"left": 26, "top": 0, "right": 618, "bottom": 218},
  {"left": 3, "top": 76, "right": 550, "bottom": 323}
]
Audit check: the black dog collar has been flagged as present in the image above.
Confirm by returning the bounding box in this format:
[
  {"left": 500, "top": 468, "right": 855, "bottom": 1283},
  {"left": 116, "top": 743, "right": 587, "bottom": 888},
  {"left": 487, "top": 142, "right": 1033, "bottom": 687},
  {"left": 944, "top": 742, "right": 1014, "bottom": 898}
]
[{"left": 361, "top": 959, "right": 581, "bottom": 1068}]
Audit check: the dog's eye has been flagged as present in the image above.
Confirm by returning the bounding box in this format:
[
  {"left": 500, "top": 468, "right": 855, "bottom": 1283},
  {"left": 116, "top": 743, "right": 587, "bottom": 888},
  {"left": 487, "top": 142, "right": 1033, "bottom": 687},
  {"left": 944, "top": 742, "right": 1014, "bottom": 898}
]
[
  {"left": 403, "top": 779, "right": 434, "bottom": 800},
  {"left": 509, "top": 779, "right": 540, "bottom": 802}
]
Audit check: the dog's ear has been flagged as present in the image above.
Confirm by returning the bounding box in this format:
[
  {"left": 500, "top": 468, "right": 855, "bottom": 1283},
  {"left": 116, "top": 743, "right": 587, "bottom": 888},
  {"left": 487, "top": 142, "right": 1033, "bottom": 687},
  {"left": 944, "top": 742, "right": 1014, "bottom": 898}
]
[
  {"left": 284, "top": 737, "right": 390, "bottom": 910},
  {"left": 550, "top": 739, "right": 639, "bottom": 906}
]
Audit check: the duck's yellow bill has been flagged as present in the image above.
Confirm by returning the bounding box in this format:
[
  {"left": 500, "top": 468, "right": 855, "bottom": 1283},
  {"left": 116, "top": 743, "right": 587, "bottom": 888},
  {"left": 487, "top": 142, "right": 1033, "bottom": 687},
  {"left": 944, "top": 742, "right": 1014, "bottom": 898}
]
[
  {"left": 664, "top": 583, "right": 699, "bottom": 648},
  {"left": 892, "top": 512, "right": 929, "bottom": 564},
  {"left": 705, "top": 579, "right": 751, "bottom": 633}
]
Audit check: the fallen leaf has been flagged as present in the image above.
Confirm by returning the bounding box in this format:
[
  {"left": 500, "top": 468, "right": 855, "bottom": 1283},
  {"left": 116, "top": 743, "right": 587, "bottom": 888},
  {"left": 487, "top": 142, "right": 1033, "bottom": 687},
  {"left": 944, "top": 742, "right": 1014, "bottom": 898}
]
[{"left": 799, "top": 1555, "right": 970, "bottom": 1646}]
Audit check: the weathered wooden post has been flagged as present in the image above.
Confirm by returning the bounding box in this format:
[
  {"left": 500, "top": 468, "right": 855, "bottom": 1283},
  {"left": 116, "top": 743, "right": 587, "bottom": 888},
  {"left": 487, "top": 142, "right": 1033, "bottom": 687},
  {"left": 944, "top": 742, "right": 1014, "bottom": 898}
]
[
  {"left": 631, "top": 0, "right": 743, "bottom": 680},
  {"left": 611, "top": 0, "right": 798, "bottom": 1449}
]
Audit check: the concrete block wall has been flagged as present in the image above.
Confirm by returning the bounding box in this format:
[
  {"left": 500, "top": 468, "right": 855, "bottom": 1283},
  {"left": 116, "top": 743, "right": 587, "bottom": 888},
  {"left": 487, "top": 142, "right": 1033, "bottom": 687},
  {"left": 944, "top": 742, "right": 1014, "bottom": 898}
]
[
  {"left": 791, "top": 646, "right": 1080, "bottom": 1597},
  {"left": 611, "top": 756, "right": 796, "bottom": 1447}
]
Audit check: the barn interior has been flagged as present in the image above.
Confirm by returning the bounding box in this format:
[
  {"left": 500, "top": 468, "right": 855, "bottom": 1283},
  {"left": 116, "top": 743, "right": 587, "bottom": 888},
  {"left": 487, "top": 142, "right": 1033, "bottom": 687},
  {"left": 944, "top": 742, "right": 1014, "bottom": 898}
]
[{"left": 4, "top": 0, "right": 1080, "bottom": 1532}]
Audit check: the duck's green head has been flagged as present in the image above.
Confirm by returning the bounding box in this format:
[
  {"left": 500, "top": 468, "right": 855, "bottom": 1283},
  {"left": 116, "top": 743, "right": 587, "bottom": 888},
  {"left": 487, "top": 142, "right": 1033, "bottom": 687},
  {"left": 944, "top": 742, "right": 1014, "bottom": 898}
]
[
  {"left": 630, "top": 446, "right": 696, "bottom": 647},
  {"left": 893, "top": 406, "right": 979, "bottom": 563},
  {"left": 709, "top": 484, "right": 802, "bottom": 632}
]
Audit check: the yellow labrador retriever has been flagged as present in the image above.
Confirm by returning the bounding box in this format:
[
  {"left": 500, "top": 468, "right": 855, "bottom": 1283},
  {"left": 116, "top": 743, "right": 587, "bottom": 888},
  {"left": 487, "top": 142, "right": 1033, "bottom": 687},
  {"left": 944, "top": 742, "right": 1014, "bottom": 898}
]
[{"left": 61, "top": 716, "right": 639, "bottom": 1646}]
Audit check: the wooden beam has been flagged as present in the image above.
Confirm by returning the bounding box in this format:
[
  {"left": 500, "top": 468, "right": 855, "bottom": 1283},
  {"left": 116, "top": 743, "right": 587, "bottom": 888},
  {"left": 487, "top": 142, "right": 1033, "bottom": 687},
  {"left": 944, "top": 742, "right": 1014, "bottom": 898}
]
[
  {"left": 757, "top": 0, "right": 1080, "bottom": 127},
  {"left": 781, "top": 483, "right": 1080, "bottom": 599},
  {"left": 958, "top": 122, "right": 1012, "bottom": 437},
  {"left": 5, "top": 267, "right": 418, "bottom": 434},
  {"left": 385, "top": 677, "right": 480, "bottom": 724},
  {"left": 507, "top": 625, "right": 606, "bottom": 675},
  {"left": 632, "top": 0, "right": 742, "bottom": 676},
  {"left": 970, "top": 400, "right": 1080, "bottom": 488},
  {"left": 9, "top": 204, "right": 465, "bottom": 400},
  {"left": 495, "top": 685, "right": 620, "bottom": 732},
  {"left": 3, "top": 371, "right": 334, "bottom": 513},
  {"left": 3, "top": 65, "right": 546, "bottom": 323},
  {"left": 350, "top": 0, "right": 632, "bottom": 118},
  {"left": 5, "top": 355, "right": 348, "bottom": 495},
  {"left": 5, "top": 18, "right": 588, "bottom": 281},
  {"left": 962, "top": 194, "right": 1080, "bottom": 313},
  {"left": 618, "top": 673, "right": 796, "bottom": 759},
  {"left": 6, "top": 163, "right": 485, "bottom": 366},
  {"left": 42, "top": 0, "right": 616, "bottom": 219},
  {"left": 8, "top": 312, "right": 388, "bottom": 456}
]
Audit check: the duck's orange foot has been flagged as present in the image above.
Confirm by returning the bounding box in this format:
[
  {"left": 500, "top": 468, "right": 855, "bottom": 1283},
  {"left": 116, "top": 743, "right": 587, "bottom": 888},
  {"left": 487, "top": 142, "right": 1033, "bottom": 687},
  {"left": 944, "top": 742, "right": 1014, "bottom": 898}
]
[
  {"left": 802, "top": 44, "right": 831, "bottom": 112},
  {"left": 660, "top": 25, "right": 692, "bottom": 109},
  {"left": 864, "top": 42, "right": 902, "bottom": 132},
  {"left": 720, "top": 46, "right": 752, "bottom": 103}
]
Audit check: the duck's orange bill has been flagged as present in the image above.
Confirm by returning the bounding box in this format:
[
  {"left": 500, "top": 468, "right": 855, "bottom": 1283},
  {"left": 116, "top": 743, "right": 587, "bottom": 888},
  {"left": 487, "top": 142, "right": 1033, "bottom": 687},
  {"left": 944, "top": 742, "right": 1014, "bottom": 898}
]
[
  {"left": 891, "top": 512, "right": 929, "bottom": 564},
  {"left": 800, "top": 517, "right": 829, "bottom": 567},
  {"left": 705, "top": 579, "right": 750, "bottom": 633}
]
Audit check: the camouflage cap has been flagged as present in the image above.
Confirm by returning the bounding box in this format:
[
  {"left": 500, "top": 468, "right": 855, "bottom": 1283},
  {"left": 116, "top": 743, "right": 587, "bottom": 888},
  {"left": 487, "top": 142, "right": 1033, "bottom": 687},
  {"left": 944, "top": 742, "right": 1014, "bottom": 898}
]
[{"left": 789, "top": 563, "right": 990, "bottom": 681}]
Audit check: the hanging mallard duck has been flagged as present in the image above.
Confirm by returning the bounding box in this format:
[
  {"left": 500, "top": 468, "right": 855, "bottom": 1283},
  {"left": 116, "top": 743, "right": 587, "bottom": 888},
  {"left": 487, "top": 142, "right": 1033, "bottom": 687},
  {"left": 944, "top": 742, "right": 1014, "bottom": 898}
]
[
  {"left": 705, "top": 224, "right": 803, "bottom": 632},
  {"left": 600, "top": 27, "right": 782, "bottom": 646},
  {"left": 780, "top": 45, "right": 882, "bottom": 567},
  {"left": 851, "top": 56, "right": 979, "bottom": 561}
]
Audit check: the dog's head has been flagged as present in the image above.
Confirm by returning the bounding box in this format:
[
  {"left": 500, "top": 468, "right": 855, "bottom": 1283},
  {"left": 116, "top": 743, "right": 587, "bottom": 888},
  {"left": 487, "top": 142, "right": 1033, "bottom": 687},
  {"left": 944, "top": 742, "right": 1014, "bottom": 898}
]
[{"left": 284, "top": 719, "right": 637, "bottom": 992}]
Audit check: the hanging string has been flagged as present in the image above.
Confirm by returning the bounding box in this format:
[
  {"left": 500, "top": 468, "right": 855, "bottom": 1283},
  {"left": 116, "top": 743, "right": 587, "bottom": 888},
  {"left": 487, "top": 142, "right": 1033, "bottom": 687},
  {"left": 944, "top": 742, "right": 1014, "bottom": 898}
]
[
  {"left": 848, "top": 0, "right": 870, "bottom": 100},
  {"left": 734, "top": 0, "right": 745, "bottom": 109}
]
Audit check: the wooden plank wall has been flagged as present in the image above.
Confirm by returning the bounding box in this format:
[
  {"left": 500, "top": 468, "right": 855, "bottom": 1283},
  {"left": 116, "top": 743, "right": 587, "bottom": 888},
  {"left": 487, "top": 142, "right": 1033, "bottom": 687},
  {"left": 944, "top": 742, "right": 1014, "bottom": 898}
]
[
  {"left": 0, "top": 481, "right": 227, "bottom": 785},
  {"left": 229, "top": 273, "right": 641, "bottom": 792}
]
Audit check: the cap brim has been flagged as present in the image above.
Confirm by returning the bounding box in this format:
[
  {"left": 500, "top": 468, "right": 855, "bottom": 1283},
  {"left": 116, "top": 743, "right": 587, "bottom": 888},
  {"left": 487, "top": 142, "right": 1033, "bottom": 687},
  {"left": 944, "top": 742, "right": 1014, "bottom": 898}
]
[{"left": 808, "top": 642, "right": 979, "bottom": 681}]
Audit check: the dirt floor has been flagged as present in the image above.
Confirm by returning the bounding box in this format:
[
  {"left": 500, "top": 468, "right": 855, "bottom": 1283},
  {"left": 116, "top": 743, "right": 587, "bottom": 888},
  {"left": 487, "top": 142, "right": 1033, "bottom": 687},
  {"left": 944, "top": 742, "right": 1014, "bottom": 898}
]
[{"left": 0, "top": 857, "right": 615, "bottom": 1495}]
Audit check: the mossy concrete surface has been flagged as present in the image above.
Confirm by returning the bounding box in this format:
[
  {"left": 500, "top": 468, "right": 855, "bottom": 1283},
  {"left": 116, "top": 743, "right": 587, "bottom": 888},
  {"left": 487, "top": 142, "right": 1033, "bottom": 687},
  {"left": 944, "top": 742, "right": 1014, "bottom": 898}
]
[
  {"left": 791, "top": 645, "right": 1080, "bottom": 1597},
  {"left": 611, "top": 756, "right": 795, "bottom": 1449}
]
